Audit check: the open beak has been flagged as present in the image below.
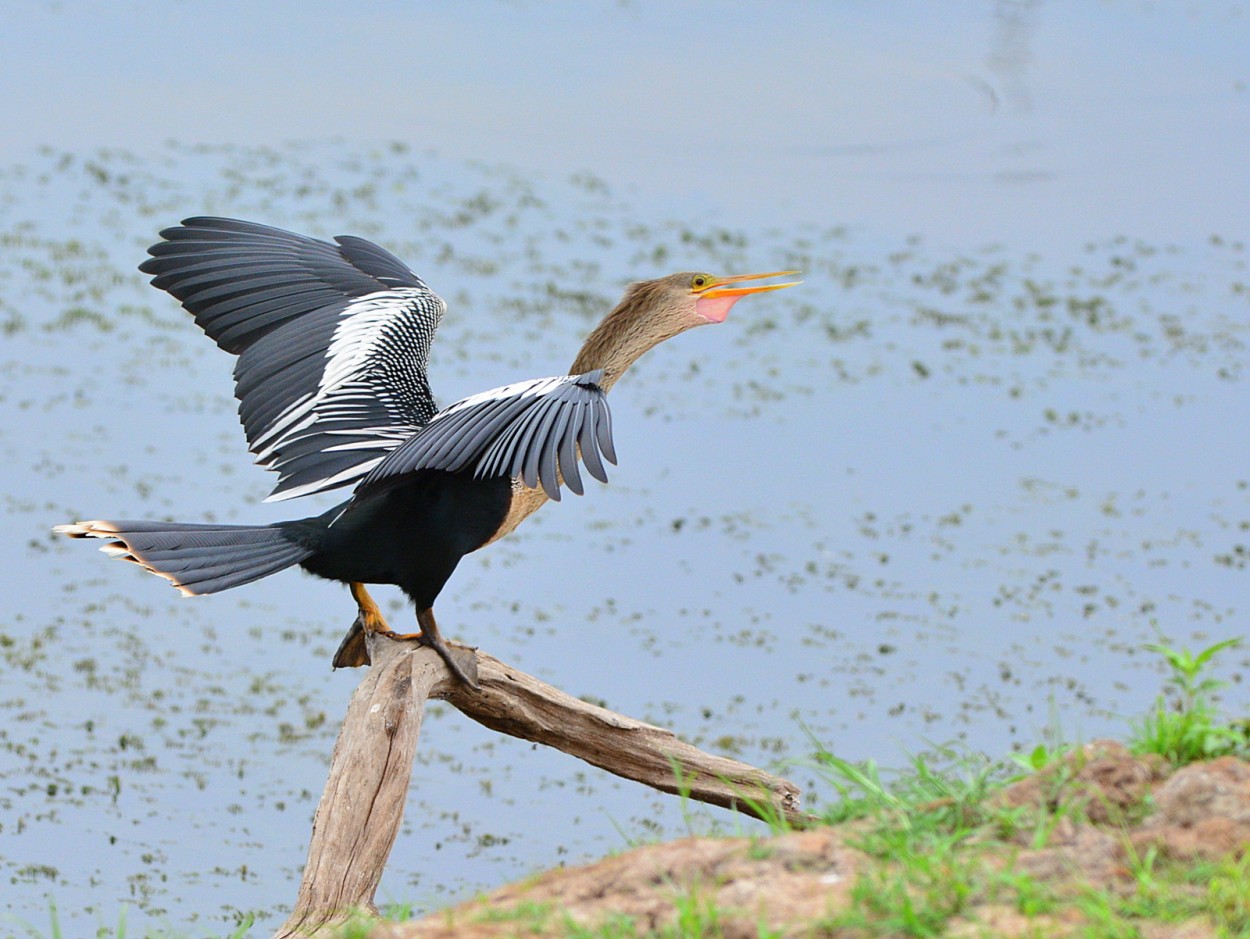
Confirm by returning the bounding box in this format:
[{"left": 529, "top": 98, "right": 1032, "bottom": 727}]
[
  {"left": 692, "top": 270, "right": 800, "bottom": 323},
  {"left": 698, "top": 270, "right": 802, "bottom": 299}
]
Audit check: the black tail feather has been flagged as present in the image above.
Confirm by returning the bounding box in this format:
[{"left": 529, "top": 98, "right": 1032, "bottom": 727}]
[{"left": 55, "top": 519, "right": 314, "bottom": 595}]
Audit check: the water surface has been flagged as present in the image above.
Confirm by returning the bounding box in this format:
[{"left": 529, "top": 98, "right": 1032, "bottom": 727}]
[{"left": 0, "top": 3, "right": 1247, "bottom": 937}]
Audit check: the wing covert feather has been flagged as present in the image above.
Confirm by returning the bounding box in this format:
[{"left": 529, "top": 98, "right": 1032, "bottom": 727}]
[{"left": 359, "top": 371, "right": 615, "bottom": 501}]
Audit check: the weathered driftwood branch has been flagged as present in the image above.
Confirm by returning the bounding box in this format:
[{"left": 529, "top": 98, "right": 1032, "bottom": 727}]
[
  {"left": 439, "top": 650, "right": 805, "bottom": 821},
  {"left": 272, "top": 635, "right": 804, "bottom": 938}
]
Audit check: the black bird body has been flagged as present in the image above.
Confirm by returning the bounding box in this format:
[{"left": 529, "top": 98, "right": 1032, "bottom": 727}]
[
  {"left": 57, "top": 218, "right": 797, "bottom": 680},
  {"left": 297, "top": 472, "right": 512, "bottom": 609}
]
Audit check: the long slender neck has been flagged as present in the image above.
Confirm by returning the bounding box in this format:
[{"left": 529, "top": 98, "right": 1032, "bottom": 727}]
[{"left": 569, "top": 282, "right": 686, "bottom": 393}]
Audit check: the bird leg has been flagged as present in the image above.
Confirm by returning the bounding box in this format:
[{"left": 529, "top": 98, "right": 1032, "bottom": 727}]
[
  {"left": 331, "top": 590, "right": 479, "bottom": 689},
  {"left": 410, "top": 607, "right": 480, "bottom": 689}
]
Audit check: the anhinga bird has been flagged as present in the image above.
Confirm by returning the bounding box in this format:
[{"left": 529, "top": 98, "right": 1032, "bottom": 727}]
[{"left": 56, "top": 218, "right": 797, "bottom": 685}]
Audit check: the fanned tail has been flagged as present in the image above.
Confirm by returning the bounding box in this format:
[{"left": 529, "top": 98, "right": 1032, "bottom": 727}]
[{"left": 54, "top": 519, "right": 314, "bottom": 596}]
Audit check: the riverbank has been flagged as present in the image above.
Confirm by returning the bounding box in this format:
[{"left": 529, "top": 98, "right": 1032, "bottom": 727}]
[
  {"left": 366, "top": 740, "right": 1248, "bottom": 938},
  {"left": 308, "top": 640, "right": 1250, "bottom": 938}
]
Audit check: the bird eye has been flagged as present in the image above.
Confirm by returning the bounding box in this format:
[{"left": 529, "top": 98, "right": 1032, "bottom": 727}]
[{"left": 691, "top": 275, "right": 709, "bottom": 289}]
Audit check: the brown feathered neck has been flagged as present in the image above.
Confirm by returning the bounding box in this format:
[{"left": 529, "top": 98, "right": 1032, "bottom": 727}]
[{"left": 569, "top": 278, "right": 700, "bottom": 393}]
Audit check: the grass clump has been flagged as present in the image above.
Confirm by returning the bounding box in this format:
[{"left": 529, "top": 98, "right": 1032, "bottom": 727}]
[
  {"left": 1077, "top": 848, "right": 1250, "bottom": 938},
  {"left": 808, "top": 746, "right": 1058, "bottom": 937},
  {"left": 798, "top": 635, "right": 1249, "bottom": 938},
  {"left": 1130, "top": 637, "right": 1249, "bottom": 763}
]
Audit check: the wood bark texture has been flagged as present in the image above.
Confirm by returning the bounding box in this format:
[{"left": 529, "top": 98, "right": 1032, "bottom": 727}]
[{"left": 272, "top": 636, "right": 804, "bottom": 938}]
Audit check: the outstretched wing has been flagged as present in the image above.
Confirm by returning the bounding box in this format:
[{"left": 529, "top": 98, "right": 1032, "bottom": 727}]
[
  {"left": 357, "top": 371, "right": 617, "bottom": 502},
  {"left": 140, "top": 217, "right": 445, "bottom": 501}
]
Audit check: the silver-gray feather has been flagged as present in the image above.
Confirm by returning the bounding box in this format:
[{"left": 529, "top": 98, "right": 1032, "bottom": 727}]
[{"left": 359, "top": 371, "right": 615, "bottom": 502}]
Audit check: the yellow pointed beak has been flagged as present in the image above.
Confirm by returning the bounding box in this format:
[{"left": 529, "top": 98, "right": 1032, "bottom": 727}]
[{"left": 698, "top": 270, "right": 802, "bottom": 298}]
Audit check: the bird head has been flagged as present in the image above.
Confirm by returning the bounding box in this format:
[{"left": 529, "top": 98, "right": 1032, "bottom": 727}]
[
  {"left": 622, "top": 269, "right": 802, "bottom": 335},
  {"left": 571, "top": 269, "right": 799, "bottom": 388}
]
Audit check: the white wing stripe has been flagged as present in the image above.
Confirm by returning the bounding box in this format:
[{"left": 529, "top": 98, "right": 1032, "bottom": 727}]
[
  {"left": 249, "top": 289, "right": 443, "bottom": 479},
  {"left": 264, "top": 455, "right": 386, "bottom": 502},
  {"left": 320, "top": 294, "right": 409, "bottom": 391}
]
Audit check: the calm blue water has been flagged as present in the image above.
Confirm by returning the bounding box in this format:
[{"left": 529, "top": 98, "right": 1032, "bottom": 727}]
[{"left": 0, "top": 3, "right": 1247, "bottom": 937}]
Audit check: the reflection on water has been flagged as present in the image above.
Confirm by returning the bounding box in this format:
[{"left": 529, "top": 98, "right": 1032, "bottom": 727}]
[
  {"left": 986, "top": 0, "right": 1042, "bottom": 114},
  {"left": 0, "top": 139, "right": 1244, "bottom": 936}
]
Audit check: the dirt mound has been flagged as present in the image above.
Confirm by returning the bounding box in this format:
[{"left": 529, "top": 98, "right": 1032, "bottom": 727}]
[{"left": 377, "top": 742, "right": 1249, "bottom": 938}]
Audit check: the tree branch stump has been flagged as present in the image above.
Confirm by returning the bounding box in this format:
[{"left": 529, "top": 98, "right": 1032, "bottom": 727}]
[{"left": 272, "top": 636, "right": 805, "bottom": 938}]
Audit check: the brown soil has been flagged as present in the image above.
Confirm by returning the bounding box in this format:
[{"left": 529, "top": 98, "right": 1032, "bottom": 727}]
[{"left": 374, "top": 742, "right": 1250, "bottom": 938}]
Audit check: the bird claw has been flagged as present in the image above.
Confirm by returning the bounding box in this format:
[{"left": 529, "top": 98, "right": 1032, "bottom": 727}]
[
  {"left": 331, "top": 614, "right": 373, "bottom": 669},
  {"left": 418, "top": 634, "right": 480, "bottom": 689},
  {"left": 331, "top": 618, "right": 480, "bottom": 689},
  {"left": 331, "top": 586, "right": 478, "bottom": 688},
  {"left": 332, "top": 583, "right": 394, "bottom": 669}
]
